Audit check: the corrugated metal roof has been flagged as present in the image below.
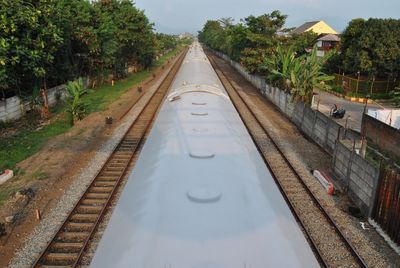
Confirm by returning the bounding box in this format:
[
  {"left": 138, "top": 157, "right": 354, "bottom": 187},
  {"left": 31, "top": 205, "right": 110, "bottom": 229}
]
[{"left": 317, "top": 34, "right": 341, "bottom": 42}]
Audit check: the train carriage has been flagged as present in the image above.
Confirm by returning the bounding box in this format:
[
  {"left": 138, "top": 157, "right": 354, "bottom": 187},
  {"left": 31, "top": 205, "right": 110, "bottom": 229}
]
[{"left": 89, "top": 42, "right": 320, "bottom": 268}]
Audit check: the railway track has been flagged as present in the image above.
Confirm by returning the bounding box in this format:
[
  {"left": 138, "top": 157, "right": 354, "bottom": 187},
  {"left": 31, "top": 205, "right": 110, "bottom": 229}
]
[
  {"left": 207, "top": 52, "right": 367, "bottom": 268},
  {"left": 32, "top": 49, "right": 187, "bottom": 268}
]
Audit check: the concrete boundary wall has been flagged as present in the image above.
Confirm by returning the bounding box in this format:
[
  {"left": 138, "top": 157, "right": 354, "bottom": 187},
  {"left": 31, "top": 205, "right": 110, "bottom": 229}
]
[
  {"left": 213, "top": 50, "right": 380, "bottom": 215},
  {"left": 0, "top": 85, "right": 66, "bottom": 122},
  {"left": 362, "top": 113, "right": 400, "bottom": 158},
  {"left": 333, "top": 141, "right": 380, "bottom": 213}
]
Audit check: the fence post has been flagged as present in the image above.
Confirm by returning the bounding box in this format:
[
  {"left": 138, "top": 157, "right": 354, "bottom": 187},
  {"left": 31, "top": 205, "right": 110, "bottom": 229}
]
[
  {"left": 325, "top": 119, "right": 331, "bottom": 150},
  {"left": 311, "top": 110, "right": 318, "bottom": 140},
  {"left": 356, "top": 72, "right": 360, "bottom": 94},
  {"left": 385, "top": 77, "right": 391, "bottom": 93},
  {"left": 345, "top": 145, "right": 356, "bottom": 192},
  {"left": 370, "top": 76, "right": 375, "bottom": 95},
  {"left": 300, "top": 103, "right": 305, "bottom": 129}
]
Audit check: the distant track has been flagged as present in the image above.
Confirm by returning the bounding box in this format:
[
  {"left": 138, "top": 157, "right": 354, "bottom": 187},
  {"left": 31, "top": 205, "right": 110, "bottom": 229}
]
[
  {"left": 207, "top": 51, "right": 367, "bottom": 268},
  {"left": 32, "top": 49, "right": 187, "bottom": 268}
]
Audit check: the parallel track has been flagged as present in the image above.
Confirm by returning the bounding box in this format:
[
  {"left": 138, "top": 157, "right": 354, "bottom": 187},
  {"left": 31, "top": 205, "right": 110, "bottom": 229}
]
[
  {"left": 32, "top": 49, "right": 187, "bottom": 268},
  {"left": 207, "top": 52, "right": 367, "bottom": 268}
]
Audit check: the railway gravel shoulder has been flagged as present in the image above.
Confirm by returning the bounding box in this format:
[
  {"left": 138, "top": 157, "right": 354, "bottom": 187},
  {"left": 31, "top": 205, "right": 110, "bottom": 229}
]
[{"left": 7, "top": 51, "right": 185, "bottom": 268}]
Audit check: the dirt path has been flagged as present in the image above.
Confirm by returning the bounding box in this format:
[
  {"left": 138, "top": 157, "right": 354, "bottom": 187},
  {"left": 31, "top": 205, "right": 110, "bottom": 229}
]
[{"left": 0, "top": 53, "right": 181, "bottom": 267}]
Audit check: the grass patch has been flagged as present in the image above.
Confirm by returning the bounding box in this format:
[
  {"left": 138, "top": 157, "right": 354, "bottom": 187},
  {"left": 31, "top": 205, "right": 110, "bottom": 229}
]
[
  {"left": 327, "top": 81, "right": 393, "bottom": 99},
  {"left": 84, "top": 46, "right": 182, "bottom": 113},
  {"left": 0, "top": 121, "right": 14, "bottom": 129},
  {"left": 155, "top": 48, "right": 180, "bottom": 67},
  {"left": 84, "top": 70, "right": 151, "bottom": 112},
  {"left": 0, "top": 117, "right": 71, "bottom": 170},
  {"left": 32, "top": 171, "right": 48, "bottom": 180},
  {"left": 0, "top": 185, "right": 20, "bottom": 206},
  {"left": 330, "top": 84, "right": 344, "bottom": 94}
]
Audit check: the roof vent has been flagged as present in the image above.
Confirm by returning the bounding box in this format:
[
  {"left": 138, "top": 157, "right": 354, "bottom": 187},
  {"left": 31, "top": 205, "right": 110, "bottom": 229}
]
[
  {"left": 191, "top": 112, "right": 208, "bottom": 116},
  {"left": 187, "top": 187, "right": 222, "bottom": 203},
  {"left": 189, "top": 152, "right": 215, "bottom": 159}
]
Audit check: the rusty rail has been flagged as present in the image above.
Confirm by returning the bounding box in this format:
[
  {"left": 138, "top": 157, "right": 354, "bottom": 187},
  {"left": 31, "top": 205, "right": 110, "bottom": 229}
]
[{"left": 31, "top": 49, "right": 187, "bottom": 268}]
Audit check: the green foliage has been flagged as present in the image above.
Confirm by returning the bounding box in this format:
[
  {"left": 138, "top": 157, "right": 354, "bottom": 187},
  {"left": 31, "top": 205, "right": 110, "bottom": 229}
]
[
  {"left": 0, "top": 116, "right": 71, "bottom": 171},
  {"left": 391, "top": 87, "right": 400, "bottom": 107},
  {"left": 289, "top": 47, "right": 335, "bottom": 104},
  {"left": 265, "top": 46, "right": 334, "bottom": 105},
  {"left": 242, "top": 11, "right": 287, "bottom": 36},
  {"left": 199, "top": 11, "right": 291, "bottom": 73},
  {"left": 283, "top": 31, "right": 318, "bottom": 55},
  {"left": 264, "top": 45, "right": 298, "bottom": 91},
  {"left": 0, "top": 0, "right": 175, "bottom": 98},
  {"left": 83, "top": 46, "right": 181, "bottom": 113},
  {"left": 155, "top": 33, "right": 178, "bottom": 54},
  {"left": 84, "top": 70, "right": 150, "bottom": 113},
  {"left": 199, "top": 12, "right": 336, "bottom": 105},
  {"left": 0, "top": 48, "right": 181, "bottom": 173},
  {"left": 240, "top": 47, "right": 270, "bottom": 74},
  {"left": 22, "top": 86, "right": 44, "bottom": 113},
  {"left": 0, "top": 0, "right": 63, "bottom": 95},
  {"left": 338, "top": 18, "right": 400, "bottom": 78},
  {"left": 65, "top": 78, "right": 88, "bottom": 125}
]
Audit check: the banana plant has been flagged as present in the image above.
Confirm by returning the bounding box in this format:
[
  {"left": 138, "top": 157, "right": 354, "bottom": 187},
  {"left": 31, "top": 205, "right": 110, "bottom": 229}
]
[
  {"left": 264, "top": 45, "right": 335, "bottom": 105},
  {"left": 263, "top": 45, "right": 298, "bottom": 91},
  {"left": 65, "top": 78, "right": 88, "bottom": 126},
  {"left": 290, "top": 46, "right": 335, "bottom": 104}
]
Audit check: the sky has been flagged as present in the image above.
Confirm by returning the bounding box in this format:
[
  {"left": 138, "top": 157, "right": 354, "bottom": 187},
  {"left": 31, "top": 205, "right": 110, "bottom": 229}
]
[{"left": 134, "top": 0, "right": 400, "bottom": 34}]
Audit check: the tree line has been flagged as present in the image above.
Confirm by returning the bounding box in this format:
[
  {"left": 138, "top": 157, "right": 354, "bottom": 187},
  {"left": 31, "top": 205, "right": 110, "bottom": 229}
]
[
  {"left": 198, "top": 12, "right": 333, "bottom": 105},
  {"left": 199, "top": 12, "right": 400, "bottom": 104},
  {"left": 198, "top": 12, "right": 318, "bottom": 74},
  {"left": 0, "top": 0, "right": 180, "bottom": 99},
  {"left": 330, "top": 18, "right": 400, "bottom": 79}
]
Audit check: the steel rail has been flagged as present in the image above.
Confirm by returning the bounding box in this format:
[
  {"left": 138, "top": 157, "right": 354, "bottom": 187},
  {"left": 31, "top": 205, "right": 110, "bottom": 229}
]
[
  {"left": 31, "top": 48, "right": 187, "bottom": 268},
  {"left": 206, "top": 51, "right": 368, "bottom": 268}
]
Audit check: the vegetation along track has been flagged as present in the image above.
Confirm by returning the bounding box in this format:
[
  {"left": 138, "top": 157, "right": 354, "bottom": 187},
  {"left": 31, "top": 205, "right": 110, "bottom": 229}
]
[
  {"left": 207, "top": 52, "right": 367, "bottom": 268},
  {"left": 32, "top": 49, "right": 187, "bottom": 268}
]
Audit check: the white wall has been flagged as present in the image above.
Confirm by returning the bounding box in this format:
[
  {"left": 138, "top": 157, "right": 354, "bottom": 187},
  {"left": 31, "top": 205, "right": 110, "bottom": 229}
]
[
  {"left": 368, "top": 109, "right": 400, "bottom": 129},
  {"left": 0, "top": 85, "right": 66, "bottom": 122}
]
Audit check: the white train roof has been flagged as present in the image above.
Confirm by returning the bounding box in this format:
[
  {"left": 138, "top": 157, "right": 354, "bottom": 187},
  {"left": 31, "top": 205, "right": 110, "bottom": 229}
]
[{"left": 90, "top": 42, "right": 320, "bottom": 268}]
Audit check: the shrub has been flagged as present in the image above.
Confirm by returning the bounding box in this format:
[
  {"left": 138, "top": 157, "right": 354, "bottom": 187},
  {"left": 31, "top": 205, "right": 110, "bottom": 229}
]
[{"left": 65, "top": 78, "right": 88, "bottom": 126}]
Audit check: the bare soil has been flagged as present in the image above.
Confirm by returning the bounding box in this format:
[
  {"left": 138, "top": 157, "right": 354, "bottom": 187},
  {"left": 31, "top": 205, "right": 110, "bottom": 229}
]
[{"left": 0, "top": 57, "right": 178, "bottom": 267}]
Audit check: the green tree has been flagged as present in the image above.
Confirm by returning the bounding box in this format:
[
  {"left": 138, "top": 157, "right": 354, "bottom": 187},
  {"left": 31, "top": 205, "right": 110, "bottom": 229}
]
[
  {"left": 239, "top": 11, "right": 288, "bottom": 74},
  {"left": 339, "top": 18, "right": 400, "bottom": 78},
  {"left": 0, "top": 0, "right": 63, "bottom": 97},
  {"left": 242, "top": 11, "right": 287, "bottom": 36},
  {"left": 284, "top": 31, "right": 318, "bottom": 55},
  {"left": 199, "top": 11, "right": 290, "bottom": 72},
  {"left": 0, "top": 0, "right": 158, "bottom": 100}
]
